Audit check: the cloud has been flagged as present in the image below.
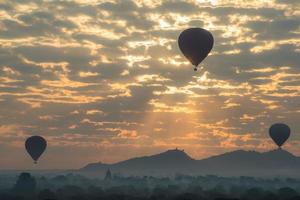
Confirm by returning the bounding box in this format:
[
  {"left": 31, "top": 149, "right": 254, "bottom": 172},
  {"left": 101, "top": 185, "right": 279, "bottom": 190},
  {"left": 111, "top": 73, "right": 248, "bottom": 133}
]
[{"left": 0, "top": 0, "right": 299, "bottom": 169}]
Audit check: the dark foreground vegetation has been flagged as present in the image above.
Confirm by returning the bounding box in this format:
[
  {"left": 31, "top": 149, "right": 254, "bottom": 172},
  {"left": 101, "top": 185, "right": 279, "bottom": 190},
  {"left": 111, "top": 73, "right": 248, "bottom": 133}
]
[{"left": 1, "top": 171, "right": 300, "bottom": 200}]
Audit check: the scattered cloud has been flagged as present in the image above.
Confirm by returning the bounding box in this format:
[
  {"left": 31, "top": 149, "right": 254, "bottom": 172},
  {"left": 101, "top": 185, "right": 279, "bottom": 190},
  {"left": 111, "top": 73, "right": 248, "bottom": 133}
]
[{"left": 0, "top": 0, "right": 299, "bottom": 169}]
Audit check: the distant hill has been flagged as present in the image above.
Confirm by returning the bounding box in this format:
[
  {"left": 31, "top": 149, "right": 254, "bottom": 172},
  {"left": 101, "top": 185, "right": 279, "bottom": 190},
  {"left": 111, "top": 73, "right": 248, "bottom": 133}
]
[
  {"left": 80, "top": 148, "right": 300, "bottom": 177},
  {"left": 197, "top": 148, "right": 300, "bottom": 176},
  {"left": 82, "top": 149, "right": 195, "bottom": 176}
]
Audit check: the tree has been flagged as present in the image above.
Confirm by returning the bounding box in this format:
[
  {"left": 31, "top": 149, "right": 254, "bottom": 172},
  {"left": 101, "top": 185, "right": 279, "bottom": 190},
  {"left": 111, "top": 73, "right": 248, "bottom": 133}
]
[
  {"left": 38, "top": 189, "right": 56, "bottom": 200},
  {"left": 13, "top": 172, "right": 36, "bottom": 195}
]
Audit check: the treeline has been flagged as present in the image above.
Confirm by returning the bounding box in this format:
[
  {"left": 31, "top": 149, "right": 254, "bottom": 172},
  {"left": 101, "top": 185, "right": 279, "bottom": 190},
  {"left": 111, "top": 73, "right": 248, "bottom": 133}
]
[
  {"left": 1, "top": 172, "right": 300, "bottom": 200},
  {"left": 2, "top": 184, "right": 300, "bottom": 200}
]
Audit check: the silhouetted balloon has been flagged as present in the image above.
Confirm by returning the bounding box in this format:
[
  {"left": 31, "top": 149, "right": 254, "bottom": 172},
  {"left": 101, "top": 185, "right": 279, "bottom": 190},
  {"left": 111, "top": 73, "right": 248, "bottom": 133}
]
[
  {"left": 25, "top": 136, "right": 47, "bottom": 164},
  {"left": 178, "top": 28, "right": 214, "bottom": 71},
  {"left": 269, "top": 123, "right": 290, "bottom": 148}
]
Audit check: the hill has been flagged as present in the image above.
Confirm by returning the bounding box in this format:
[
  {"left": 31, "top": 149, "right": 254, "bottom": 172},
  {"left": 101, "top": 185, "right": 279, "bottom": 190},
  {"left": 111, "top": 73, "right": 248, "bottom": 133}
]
[{"left": 80, "top": 148, "right": 300, "bottom": 177}]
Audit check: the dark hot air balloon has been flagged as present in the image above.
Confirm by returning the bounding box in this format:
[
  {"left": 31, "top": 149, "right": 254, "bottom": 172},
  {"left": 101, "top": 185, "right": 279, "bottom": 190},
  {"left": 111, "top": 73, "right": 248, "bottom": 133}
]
[
  {"left": 178, "top": 28, "right": 214, "bottom": 71},
  {"left": 269, "top": 123, "right": 290, "bottom": 148},
  {"left": 25, "top": 136, "right": 47, "bottom": 164}
]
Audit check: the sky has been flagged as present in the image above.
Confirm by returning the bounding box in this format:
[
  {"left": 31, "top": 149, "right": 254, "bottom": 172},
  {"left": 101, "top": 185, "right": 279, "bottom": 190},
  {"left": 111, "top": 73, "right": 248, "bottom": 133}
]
[{"left": 0, "top": 0, "right": 299, "bottom": 169}]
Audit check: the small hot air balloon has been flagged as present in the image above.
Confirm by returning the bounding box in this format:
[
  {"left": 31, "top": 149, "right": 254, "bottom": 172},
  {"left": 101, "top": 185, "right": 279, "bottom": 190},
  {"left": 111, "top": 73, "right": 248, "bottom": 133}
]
[
  {"left": 178, "top": 28, "right": 214, "bottom": 71},
  {"left": 25, "top": 136, "right": 47, "bottom": 164},
  {"left": 269, "top": 123, "right": 290, "bottom": 148}
]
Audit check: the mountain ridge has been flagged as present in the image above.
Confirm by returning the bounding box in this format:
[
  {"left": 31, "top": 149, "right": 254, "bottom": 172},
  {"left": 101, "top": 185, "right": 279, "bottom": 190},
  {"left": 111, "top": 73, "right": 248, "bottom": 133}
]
[{"left": 80, "top": 148, "right": 300, "bottom": 177}]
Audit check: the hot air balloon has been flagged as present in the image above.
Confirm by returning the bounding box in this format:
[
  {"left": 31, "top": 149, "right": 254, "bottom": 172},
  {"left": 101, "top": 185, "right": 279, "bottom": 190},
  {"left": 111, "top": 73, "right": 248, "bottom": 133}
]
[
  {"left": 269, "top": 123, "right": 290, "bottom": 148},
  {"left": 25, "top": 136, "right": 47, "bottom": 164},
  {"left": 178, "top": 28, "right": 214, "bottom": 71}
]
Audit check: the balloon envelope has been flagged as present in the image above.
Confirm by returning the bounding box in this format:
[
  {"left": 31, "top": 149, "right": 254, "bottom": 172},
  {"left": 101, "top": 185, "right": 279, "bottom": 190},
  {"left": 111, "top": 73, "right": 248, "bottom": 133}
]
[
  {"left": 178, "top": 28, "right": 214, "bottom": 67},
  {"left": 25, "top": 136, "right": 47, "bottom": 163},
  {"left": 269, "top": 123, "right": 290, "bottom": 147}
]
